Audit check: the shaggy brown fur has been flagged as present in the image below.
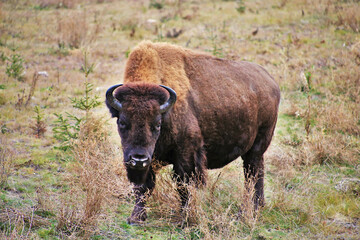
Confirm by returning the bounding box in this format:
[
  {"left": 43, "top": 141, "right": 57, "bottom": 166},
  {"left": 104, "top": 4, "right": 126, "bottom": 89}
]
[{"left": 106, "top": 41, "right": 280, "bottom": 224}]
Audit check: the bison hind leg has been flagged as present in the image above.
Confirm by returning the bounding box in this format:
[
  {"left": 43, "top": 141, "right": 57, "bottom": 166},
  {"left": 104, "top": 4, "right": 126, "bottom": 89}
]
[
  {"left": 194, "top": 146, "right": 207, "bottom": 186},
  {"left": 241, "top": 124, "right": 276, "bottom": 211},
  {"left": 242, "top": 154, "right": 265, "bottom": 210},
  {"left": 173, "top": 146, "right": 207, "bottom": 210}
]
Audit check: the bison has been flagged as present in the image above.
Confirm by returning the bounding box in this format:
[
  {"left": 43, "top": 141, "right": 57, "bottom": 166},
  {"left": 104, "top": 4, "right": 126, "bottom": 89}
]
[{"left": 106, "top": 41, "right": 280, "bottom": 224}]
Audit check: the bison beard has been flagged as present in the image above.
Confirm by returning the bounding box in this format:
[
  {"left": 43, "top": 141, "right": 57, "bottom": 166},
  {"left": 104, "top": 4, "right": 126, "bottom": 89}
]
[{"left": 106, "top": 41, "right": 280, "bottom": 224}]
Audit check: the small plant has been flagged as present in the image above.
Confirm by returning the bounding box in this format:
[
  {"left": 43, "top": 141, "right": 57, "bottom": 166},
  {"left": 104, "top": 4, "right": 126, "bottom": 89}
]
[
  {"left": 124, "top": 48, "right": 131, "bottom": 58},
  {"left": 15, "top": 89, "right": 26, "bottom": 109},
  {"left": 149, "top": 0, "right": 164, "bottom": 10},
  {"left": 73, "top": 52, "right": 100, "bottom": 119},
  {"left": 304, "top": 71, "right": 312, "bottom": 91},
  {"left": 53, "top": 51, "right": 100, "bottom": 150},
  {"left": 211, "top": 41, "right": 224, "bottom": 58},
  {"left": 236, "top": 0, "right": 246, "bottom": 14},
  {"left": 71, "top": 82, "right": 101, "bottom": 118},
  {"left": 0, "top": 52, "right": 7, "bottom": 62},
  {"left": 31, "top": 106, "right": 47, "bottom": 138},
  {"left": 155, "top": 23, "right": 165, "bottom": 41},
  {"left": 6, "top": 53, "right": 25, "bottom": 81},
  {"left": 206, "top": 32, "right": 224, "bottom": 58},
  {"left": 49, "top": 42, "right": 69, "bottom": 57},
  {"left": 33, "top": 5, "right": 50, "bottom": 11},
  {"left": 1, "top": 125, "right": 9, "bottom": 134},
  {"left": 53, "top": 113, "right": 82, "bottom": 151}
]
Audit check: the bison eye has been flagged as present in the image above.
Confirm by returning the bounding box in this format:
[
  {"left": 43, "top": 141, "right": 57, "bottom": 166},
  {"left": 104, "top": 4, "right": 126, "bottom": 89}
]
[
  {"left": 117, "top": 119, "right": 128, "bottom": 129},
  {"left": 152, "top": 120, "right": 161, "bottom": 132}
]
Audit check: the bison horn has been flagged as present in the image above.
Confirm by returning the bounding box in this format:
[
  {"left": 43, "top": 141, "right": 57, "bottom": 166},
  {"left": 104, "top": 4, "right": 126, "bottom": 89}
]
[
  {"left": 159, "top": 85, "right": 177, "bottom": 113},
  {"left": 106, "top": 84, "right": 123, "bottom": 111},
  {"left": 106, "top": 84, "right": 176, "bottom": 113}
]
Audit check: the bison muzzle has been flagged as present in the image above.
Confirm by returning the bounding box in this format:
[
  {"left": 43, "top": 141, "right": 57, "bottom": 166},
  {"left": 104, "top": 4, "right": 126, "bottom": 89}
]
[{"left": 106, "top": 41, "right": 280, "bottom": 224}]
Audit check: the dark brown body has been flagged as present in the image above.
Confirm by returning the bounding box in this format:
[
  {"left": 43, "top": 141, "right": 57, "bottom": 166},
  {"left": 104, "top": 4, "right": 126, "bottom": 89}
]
[{"left": 106, "top": 41, "right": 280, "bottom": 224}]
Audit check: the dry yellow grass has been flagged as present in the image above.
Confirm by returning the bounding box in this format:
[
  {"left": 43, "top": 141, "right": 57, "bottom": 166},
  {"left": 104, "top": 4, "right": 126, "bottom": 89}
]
[
  {"left": 0, "top": 135, "right": 13, "bottom": 188},
  {"left": 54, "top": 115, "right": 132, "bottom": 237}
]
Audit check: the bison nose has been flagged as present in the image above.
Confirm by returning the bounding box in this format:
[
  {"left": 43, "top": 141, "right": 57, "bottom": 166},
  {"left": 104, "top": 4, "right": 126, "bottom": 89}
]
[{"left": 126, "top": 154, "right": 150, "bottom": 169}]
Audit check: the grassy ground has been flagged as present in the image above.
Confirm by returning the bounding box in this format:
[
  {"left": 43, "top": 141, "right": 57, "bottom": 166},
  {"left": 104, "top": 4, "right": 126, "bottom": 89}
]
[{"left": 1, "top": 0, "right": 359, "bottom": 239}]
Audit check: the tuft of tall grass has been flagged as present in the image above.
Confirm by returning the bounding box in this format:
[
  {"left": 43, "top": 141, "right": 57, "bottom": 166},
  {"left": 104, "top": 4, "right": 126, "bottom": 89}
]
[
  {"left": 147, "top": 162, "right": 262, "bottom": 238},
  {"left": 0, "top": 136, "right": 14, "bottom": 189},
  {"left": 56, "top": 115, "right": 131, "bottom": 237},
  {"left": 56, "top": 9, "right": 102, "bottom": 49},
  {"left": 0, "top": 207, "right": 51, "bottom": 239},
  {"left": 58, "top": 10, "right": 87, "bottom": 49},
  {"left": 335, "top": 4, "right": 360, "bottom": 33}
]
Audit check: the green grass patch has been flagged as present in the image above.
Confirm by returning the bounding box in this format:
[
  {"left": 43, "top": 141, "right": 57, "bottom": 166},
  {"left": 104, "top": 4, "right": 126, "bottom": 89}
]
[
  {"left": 314, "top": 188, "right": 360, "bottom": 219},
  {"left": 262, "top": 207, "right": 312, "bottom": 230},
  {"left": 0, "top": 92, "right": 6, "bottom": 105},
  {"left": 37, "top": 225, "right": 56, "bottom": 239},
  {"left": 35, "top": 209, "right": 56, "bottom": 218}
]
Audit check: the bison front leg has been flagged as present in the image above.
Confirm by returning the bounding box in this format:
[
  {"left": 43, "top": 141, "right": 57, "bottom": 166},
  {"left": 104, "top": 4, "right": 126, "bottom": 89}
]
[
  {"left": 128, "top": 186, "right": 148, "bottom": 224},
  {"left": 127, "top": 170, "right": 156, "bottom": 224}
]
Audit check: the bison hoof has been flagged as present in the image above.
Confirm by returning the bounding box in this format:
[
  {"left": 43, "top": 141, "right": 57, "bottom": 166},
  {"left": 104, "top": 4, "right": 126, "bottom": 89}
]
[{"left": 127, "top": 212, "right": 147, "bottom": 225}]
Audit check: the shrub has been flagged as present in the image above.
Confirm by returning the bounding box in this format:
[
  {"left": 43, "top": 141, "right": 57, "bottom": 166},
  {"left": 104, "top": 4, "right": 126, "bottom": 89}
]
[
  {"left": 53, "top": 113, "right": 82, "bottom": 151},
  {"left": 149, "top": 0, "right": 164, "bottom": 10},
  {"left": 236, "top": 0, "right": 246, "bottom": 14},
  {"left": 5, "top": 53, "right": 25, "bottom": 81},
  {"left": 53, "top": 52, "right": 100, "bottom": 150},
  {"left": 30, "top": 106, "right": 47, "bottom": 138}
]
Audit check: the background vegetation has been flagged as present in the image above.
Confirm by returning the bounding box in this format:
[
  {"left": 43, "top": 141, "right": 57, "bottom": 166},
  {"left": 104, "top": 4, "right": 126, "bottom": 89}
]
[{"left": 0, "top": 0, "right": 359, "bottom": 239}]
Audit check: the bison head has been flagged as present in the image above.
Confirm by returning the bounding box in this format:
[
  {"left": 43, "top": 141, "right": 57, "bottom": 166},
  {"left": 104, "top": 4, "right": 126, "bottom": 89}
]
[{"left": 106, "top": 83, "right": 176, "bottom": 183}]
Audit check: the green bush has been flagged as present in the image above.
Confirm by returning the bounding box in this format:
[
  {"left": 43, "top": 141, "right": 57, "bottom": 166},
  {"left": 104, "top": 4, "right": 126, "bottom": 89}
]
[{"left": 5, "top": 53, "right": 25, "bottom": 81}]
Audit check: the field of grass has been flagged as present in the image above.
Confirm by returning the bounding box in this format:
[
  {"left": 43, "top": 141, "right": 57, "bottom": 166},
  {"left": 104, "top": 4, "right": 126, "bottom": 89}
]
[{"left": 1, "top": 0, "right": 359, "bottom": 239}]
